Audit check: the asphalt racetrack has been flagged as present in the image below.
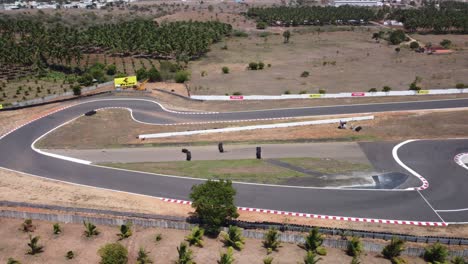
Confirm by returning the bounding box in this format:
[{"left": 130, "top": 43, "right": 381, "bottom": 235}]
[{"left": 1, "top": 97, "right": 467, "bottom": 224}]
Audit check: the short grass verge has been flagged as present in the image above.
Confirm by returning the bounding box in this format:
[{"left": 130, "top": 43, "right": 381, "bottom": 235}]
[{"left": 99, "top": 157, "right": 371, "bottom": 185}]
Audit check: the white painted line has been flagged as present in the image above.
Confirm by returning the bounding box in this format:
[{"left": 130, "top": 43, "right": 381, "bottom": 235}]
[
  {"left": 436, "top": 208, "right": 468, "bottom": 212},
  {"left": 139, "top": 115, "right": 374, "bottom": 139},
  {"left": 417, "top": 190, "right": 446, "bottom": 223},
  {"left": 392, "top": 140, "right": 429, "bottom": 190}
]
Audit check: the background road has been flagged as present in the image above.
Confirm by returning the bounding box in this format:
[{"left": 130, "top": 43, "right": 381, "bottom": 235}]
[{"left": 1, "top": 96, "right": 467, "bottom": 222}]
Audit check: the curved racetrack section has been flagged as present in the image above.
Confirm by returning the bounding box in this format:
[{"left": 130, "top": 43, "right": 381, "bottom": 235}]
[{"left": 1, "top": 97, "right": 467, "bottom": 224}]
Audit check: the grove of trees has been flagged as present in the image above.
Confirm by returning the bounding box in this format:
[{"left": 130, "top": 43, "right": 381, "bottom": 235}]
[{"left": 246, "top": 6, "right": 376, "bottom": 26}]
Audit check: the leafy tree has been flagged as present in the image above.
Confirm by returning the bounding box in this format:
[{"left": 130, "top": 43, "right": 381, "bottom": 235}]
[
  {"left": 218, "top": 247, "right": 234, "bottom": 264},
  {"left": 347, "top": 237, "right": 363, "bottom": 257},
  {"left": 409, "top": 41, "right": 420, "bottom": 49},
  {"left": 136, "top": 247, "right": 153, "bottom": 264},
  {"left": 72, "top": 85, "right": 82, "bottom": 96},
  {"left": 222, "top": 66, "right": 229, "bottom": 74},
  {"left": 424, "top": 242, "right": 448, "bottom": 263},
  {"left": 389, "top": 30, "right": 406, "bottom": 45},
  {"left": 78, "top": 74, "right": 93, "bottom": 86},
  {"left": 440, "top": 39, "right": 452, "bottom": 49},
  {"left": 117, "top": 222, "right": 133, "bottom": 240},
  {"left": 190, "top": 179, "right": 238, "bottom": 236},
  {"left": 186, "top": 226, "right": 204, "bottom": 247},
  {"left": 175, "top": 71, "right": 190, "bottom": 83},
  {"left": 83, "top": 221, "right": 99, "bottom": 237},
  {"left": 263, "top": 228, "right": 281, "bottom": 254},
  {"left": 221, "top": 226, "right": 245, "bottom": 250},
  {"left": 176, "top": 242, "right": 195, "bottom": 264},
  {"left": 283, "top": 30, "right": 291, "bottom": 43},
  {"left": 27, "top": 235, "right": 44, "bottom": 255},
  {"left": 382, "top": 237, "right": 405, "bottom": 261},
  {"left": 147, "top": 67, "right": 162, "bottom": 82},
  {"left": 303, "top": 251, "right": 322, "bottom": 264},
  {"left": 53, "top": 223, "right": 62, "bottom": 234},
  {"left": 98, "top": 243, "right": 128, "bottom": 264}
]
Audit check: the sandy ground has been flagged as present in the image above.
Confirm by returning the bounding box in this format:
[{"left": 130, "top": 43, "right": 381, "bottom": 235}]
[
  {"left": 46, "top": 142, "right": 370, "bottom": 163},
  {"left": 188, "top": 30, "right": 468, "bottom": 95},
  {"left": 0, "top": 217, "right": 431, "bottom": 264}
]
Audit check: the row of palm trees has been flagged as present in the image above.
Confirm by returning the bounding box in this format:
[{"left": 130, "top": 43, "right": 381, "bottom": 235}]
[
  {"left": 246, "top": 6, "right": 376, "bottom": 26},
  {"left": 0, "top": 18, "right": 232, "bottom": 72}
]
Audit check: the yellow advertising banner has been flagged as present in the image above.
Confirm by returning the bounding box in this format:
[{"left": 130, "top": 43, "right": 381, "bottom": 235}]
[
  {"left": 0, "top": 104, "right": 3, "bottom": 110},
  {"left": 309, "top": 94, "right": 322, "bottom": 98},
  {"left": 114, "top": 76, "right": 137, "bottom": 88},
  {"left": 417, "top": 90, "right": 429, "bottom": 95}
]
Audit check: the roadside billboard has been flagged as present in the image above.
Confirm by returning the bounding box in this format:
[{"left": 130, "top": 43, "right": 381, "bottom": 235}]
[{"left": 114, "top": 76, "right": 137, "bottom": 88}]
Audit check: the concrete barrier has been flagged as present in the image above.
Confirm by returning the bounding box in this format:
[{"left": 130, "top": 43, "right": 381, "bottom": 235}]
[{"left": 191, "top": 88, "right": 468, "bottom": 101}]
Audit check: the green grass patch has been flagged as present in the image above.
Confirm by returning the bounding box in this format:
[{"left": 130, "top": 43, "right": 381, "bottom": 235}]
[{"left": 99, "top": 157, "right": 372, "bottom": 184}]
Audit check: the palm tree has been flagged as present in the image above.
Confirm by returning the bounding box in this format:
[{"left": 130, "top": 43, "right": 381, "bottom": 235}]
[
  {"left": 176, "top": 242, "right": 194, "bottom": 264},
  {"left": 27, "top": 235, "right": 44, "bottom": 255},
  {"left": 382, "top": 236, "right": 405, "bottom": 262},
  {"left": 117, "top": 222, "right": 133, "bottom": 240},
  {"left": 185, "top": 226, "right": 204, "bottom": 247},
  {"left": 221, "top": 226, "right": 245, "bottom": 250},
  {"left": 303, "top": 251, "right": 322, "bottom": 264},
  {"left": 83, "top": 221, "right": 99, "bottom": 237},
  {"left": 263, "top": 228, "right": 281, "bottom": 254},
  {"left": 136, "top": 247, "right": 153, "bottom": 264},
  {"left": 217, "top": 247, "right": 234, "bottom": 264}
]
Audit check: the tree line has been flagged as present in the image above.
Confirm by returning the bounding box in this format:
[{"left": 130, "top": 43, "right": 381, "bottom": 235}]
[
  {"left": 246, "top": 6, "right": 376, "bottom": 26},
  {"left": 388, "top": 2, "right": 468, "bottom": 33},
  {"left": 0, "top": 18, "right": 232, "bottom": 72}
]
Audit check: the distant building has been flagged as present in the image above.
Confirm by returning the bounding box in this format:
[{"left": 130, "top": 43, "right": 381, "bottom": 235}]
[{"left": 333, "top": 0, "right": 383, "bottom": 6}]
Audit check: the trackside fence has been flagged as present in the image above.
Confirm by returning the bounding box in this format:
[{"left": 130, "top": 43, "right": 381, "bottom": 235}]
[{"left": 0, "top": 201, "right": 467, "bottom": 257}]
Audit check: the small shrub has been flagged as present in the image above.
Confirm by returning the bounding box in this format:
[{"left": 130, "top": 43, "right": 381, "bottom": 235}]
[
  {"left": 232, "top": 92, "right": 242, "bottom": 96},
  {"left": 318, "top": 89, "right": 326, "bottom": 94},
  {"left": 218, "top": 247, "right": 234, "bottom": 264},
  {"left": 455, "top": 83, "right": 465, "bottom": 89},
  {"left": 201, "top": 71, "right": 207, "bottom": 77},
  {"left": 7, "top": 258, "right": 21, "bottom": 264},
  {"left": 284, "top": 90, "right": 291, "bottom": 94},
  {"left": 316, "top": 247, "right": 327, "bottom": 256},
  {"left": 176, "top": 242, "right": 194, "bottom": 264},
  {"left": 256, "top": 21, "right": 267, "bottom": 30},
  {"left": 299, "top": 90, "right": 307, "bottom": 94},
  {"left": 301, "top": 228, "right": 323, "bottom": 252},
  {"left": 267, "top": 64, "right": 271, "bottom": 67},
  {"left": 263, "top": 256, "right": 274, "bottom": 264},
  {"left": 451, "top": 256, "right": 467, "bottom": 264},
  {"left": 72, "top": 85, "right": 81, "bottom": 96},
  {"left": 232, "top": 30, "right": 248, "bottom": 37},
  {"left": 258, "top": 62, "right": 265, "bottom": 70},
  {"left": 136, "top": 247, "right": 153, "bottom": 264},
  {"left": 395, "top": 47, "right": 401, "bottom": 53},
  {"left": 27, "top": 235, "right": 44, "bottom": 255},
  {"left": 248, "top": 62, "right": 258, "bottom": 70},
  {"left": 155, "top": 233, "right": 162, "bottom": 242},
  {"left": 301, "top": 71, "right": 309, "bottom": 77},
  {"left": 382, "top": 86, "right": 392, "bottom": 92},
  {"left": 350, "top": 256, "right": 360, "bottom": 264},
  {"left": 347, "top": 237, "right": 363, "bottom": 257},
  {"left": 106, "top": 64, "right": 117, "bottom": 75},
  {"left": 53, "top": 223, "right": 62, "bottom": 235},
  {"left": 99, "top": 243, "right": 128, "bottom": 264},
  {"left": 424, "top": 242, "right": 448, "bottom": 263},
  {"left": 222, "top": 67, "right": 229, "bottom": 74},
  {"left": 368, "top": 88, "right": 377, "bottom": 92},
  {"left": 175, "top": 71, "right": 190, "bottom": 83},
  {"left": 221, "top": 226, "right": 245, "bottom": 250},
  {"left": 382, "top": 236, "right": 405, "bottom": 260},
  {"left": 440, "top": 39, "right": 452, "bottom": 49},
  {"left": 263, "top": 228, "right": 280, "bottom": 254},
  {"left": 117, "top": 222, "right": 133, "bottom": 240},
  {"left": 83, "top": 221, "right": 99, "bottom": 237},
  {"left": 186, "top": 226, "right": 204, "bottom": 247},
  {"left": 21, "top": 219, "right": 36, "bottom": 232},
  {"left": 66, "top": 250, "right": 75, "bottom": 260}
]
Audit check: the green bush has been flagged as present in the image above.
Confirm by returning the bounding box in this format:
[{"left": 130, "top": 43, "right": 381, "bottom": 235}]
[
  {"left": 7, "top": 258, "right": 21, "bottom": 264},
  {"left": 147, "top": 67, "right": 162, "bottom": 82},
  {"left": 302, "top": 228, "right": 323, "bottom": 252},
  {"left": 221, "top": 226, "right": 245, "bottom": 250},
  {"left": 248, "top": 62, "right": 258, "bottom": 70},
  {"left": 424, "top": 242, "right": 448, "bottom": 263},
  {"left": 347, "top": 237, "right": 363, "bottom": 257},
  {"left": 232, "top": 92, "right": 242, "bottom": 96},
  {"left": 389, "top": 30, "right": 406, "bottom": 45},
  {"left": 72, "top": 85, "right": 82, "bottom": 96},
  {"left": 299, "top": 90, "right": 308, "bottom": 94},
  {"left": 303, "top": 250, "right": 322, "bottom": 264},
  {"left": 256, "top": 21, "right": 267, "bottom": 30},
  {"left": 284, "top": 90, "right": 291, "bottom": 94},
  {"left": 176, "top": 242, "right": 194, "bottom": 264},
  {"left": 66, "top": 250, "right": 75, "bottom": 260},
  {"left": 258, "top": 62, "right": 265, "bottom": 70},
  {"left": 175, "top": 71, "right": 190, "bottom": 83},
  {"left": 186, "top": 226, "right": 204, "bottom": 247},
  {"left": 136, "top": 68, "right": 148, "bottom": 81},
  {"left": 53, "top": 223, "right": 62, "bottom": 235},
  {"left": 451, "top": 256, "right": 467, "bottom": 264},
  {"left": 455, "top": 83, "right": 465, "bottom": 89},
  {"left": 21, "top": 219, "right": 35, "bottom": 232},
  {"left": 409, "top": 41, "right": 419, "bottom": 50},
  {"left": 301, "top": 71, "right": 309, "bottom": 77},
  {"left": 368, "top": 88, "right": 377, "bottom": 92},
  {"left": 222, "top": 66, "right": 230, "bottom": 74},
  {"left": 98, "top": 243, "right": 128, "bottom": 264},
  {"left": 136, "top": 247, "right": 153, "bottom": 264},
  {"left": 263, "top": 256, "right": 274, "bottom": 264},
  {"left": 106, "top": 64, "right": 117, "bottom": 75},
  {"left": 117, "top": 222, "right": 133, "bottom": 240},
  {"left": 316, "top": 246, "right": 327, "bottom": 256},
  {"left": 382, "top": 86, "right": 392, "bottom": 92},
  {"left": 318, "top": 89, "right": 326, "bottom": 94},
  {"left": 27, "top": 235, "right": 44, "bottom": 255},
  {"left": 83, "top": 221, "right": 99, "bottom": 237},
  {"left": 382, "top": 237, "right": 405, "bottom": 260},
  {"left": 232, "top": 30, "right": 248, "bottom": 37},
  {"left": 218, "top": 247, "right": 234, "bottom": 264},
  {"left": 155, "top": 233, "right": 162, "bottom": 242},
  {"left": 440, "top": 39, "right": 452, "bottom": 49}
]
